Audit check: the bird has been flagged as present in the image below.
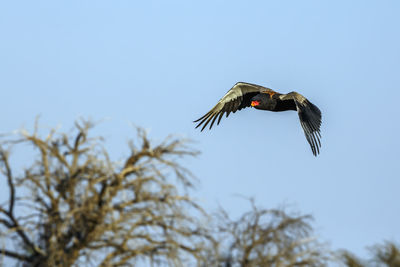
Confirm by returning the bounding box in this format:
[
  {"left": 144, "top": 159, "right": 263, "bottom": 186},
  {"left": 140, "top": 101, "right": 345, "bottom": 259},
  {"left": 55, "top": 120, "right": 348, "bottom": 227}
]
[{"left": 194, "top": 82, "right": 322, "bottom": 156}]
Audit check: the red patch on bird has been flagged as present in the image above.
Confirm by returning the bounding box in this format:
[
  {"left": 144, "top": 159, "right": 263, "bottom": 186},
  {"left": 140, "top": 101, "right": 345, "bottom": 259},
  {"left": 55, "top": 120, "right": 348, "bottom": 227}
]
[{"left": 251, "top": 100, "right": 260, "bottom": 107}]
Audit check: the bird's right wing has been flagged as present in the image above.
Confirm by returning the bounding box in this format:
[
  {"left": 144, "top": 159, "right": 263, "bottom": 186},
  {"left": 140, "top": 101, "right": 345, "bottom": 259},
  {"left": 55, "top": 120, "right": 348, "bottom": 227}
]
[
  {"left": 280, "top": 92, "right": 322, "bottom": 156},
  {"left": 194, "top": 82, "right": 264, "bottom": 131}
]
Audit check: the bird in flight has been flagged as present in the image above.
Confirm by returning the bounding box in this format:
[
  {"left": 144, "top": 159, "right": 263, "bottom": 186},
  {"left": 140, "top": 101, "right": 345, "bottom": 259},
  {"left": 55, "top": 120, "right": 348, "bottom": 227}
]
[{"left": 194, "top": 82, "right": 322, "bottom": 156}]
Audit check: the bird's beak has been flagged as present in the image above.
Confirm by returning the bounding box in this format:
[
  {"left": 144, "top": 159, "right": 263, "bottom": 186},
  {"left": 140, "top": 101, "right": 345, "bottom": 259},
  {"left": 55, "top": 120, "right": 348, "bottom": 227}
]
[{"left": 251, "top": 101, "right": 260, "bottom": 107}]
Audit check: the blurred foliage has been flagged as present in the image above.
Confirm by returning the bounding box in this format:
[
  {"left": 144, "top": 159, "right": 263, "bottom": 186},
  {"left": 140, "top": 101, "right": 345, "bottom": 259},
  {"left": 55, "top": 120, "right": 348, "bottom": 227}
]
[
  {"left": 340, "top": 242, "right": 400, "bottom": 267},
  {"left": 204, "top": 201, "right": 330, "bottom": 267}
]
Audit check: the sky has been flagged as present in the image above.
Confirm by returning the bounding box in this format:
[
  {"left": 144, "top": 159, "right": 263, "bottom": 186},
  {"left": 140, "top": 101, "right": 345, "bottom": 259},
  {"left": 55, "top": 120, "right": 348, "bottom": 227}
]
[{"left": 1, "top": 0, "right": 400, "bottom": 261}]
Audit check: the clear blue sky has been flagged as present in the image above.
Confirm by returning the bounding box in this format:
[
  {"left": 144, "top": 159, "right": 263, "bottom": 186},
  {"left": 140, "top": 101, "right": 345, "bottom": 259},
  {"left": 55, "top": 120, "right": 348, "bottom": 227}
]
[{"left": 1, "top": 0, "right": 399, "bottom": 259}]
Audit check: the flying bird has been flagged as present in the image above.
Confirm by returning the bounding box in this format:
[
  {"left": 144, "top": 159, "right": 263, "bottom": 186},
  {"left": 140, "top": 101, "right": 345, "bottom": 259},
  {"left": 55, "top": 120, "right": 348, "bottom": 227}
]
[{"left": 194, "top": 82, "right": 322, "bottom": 156}]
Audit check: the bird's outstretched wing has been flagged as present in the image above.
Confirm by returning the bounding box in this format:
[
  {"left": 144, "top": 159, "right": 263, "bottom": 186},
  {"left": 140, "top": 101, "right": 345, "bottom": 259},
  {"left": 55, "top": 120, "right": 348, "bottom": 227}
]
[
  {"left": 280, "top": 92, "right": 322, "bottom": 156},
  {"left": 194, "top": 82, "right": 266, "bottom": 131}
]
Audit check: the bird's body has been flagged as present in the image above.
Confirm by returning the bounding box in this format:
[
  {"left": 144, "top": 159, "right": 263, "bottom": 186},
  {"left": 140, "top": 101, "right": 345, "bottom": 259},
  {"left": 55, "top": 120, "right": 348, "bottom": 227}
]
[
  {"left": 194, "top": 82, "right": 322, "bottom": 156},
  {"left": 250, "top": 91, "right": 297, "bottom": 112}
]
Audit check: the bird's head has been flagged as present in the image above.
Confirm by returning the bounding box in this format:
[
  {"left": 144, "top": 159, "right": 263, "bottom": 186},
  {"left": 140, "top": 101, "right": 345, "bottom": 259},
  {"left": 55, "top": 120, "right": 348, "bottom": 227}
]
[
  {"left": 251, "top": 100, "right": 260, "bottom": 107},
  {"left": 250, "top": 95, "right": 266, "bottom": 109}
]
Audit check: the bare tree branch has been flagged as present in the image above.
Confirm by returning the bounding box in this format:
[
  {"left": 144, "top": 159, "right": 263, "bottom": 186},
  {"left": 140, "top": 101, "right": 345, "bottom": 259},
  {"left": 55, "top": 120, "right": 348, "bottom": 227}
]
[
  {"left": 0, "top": 120, "right": 209, "bottom": 266},
  {"left": 0, "top": 249, "right": 30, "bottom": 262},
  {"left": 340, "top": 241, "right": 400, "bottom": 267},
  {"left": 0, "top": 150, "right": 15, "bottom": 215},
  {"left": 205, "top": 200, "right": 330, "bottom": 267},
  {"left": 6, "top": 119, "right": 387, "bottom": 267}
]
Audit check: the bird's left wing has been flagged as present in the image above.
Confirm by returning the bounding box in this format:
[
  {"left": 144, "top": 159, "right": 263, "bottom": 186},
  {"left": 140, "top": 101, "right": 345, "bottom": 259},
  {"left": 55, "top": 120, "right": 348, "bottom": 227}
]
[
  {"left": 194, "top": 82, "right": 263, "bottom": 131},
  {"left": 280, "top": 92, "right": 322, "bottom": 156}
]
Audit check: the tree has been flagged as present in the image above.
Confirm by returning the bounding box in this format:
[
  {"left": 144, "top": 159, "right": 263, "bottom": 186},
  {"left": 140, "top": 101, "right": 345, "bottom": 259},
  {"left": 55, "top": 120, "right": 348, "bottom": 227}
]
[
  {"left": 340, "top": 242, "right": 400, "bottom": 267},
  {"left": 3, "top": 119, "right": 397, "bottom": 267},
  {"left": 0, "top": 120, "right": 210, "bottom": 266},
  {"left": 204, "top": 200, "right": 329, "bottom": 267}
]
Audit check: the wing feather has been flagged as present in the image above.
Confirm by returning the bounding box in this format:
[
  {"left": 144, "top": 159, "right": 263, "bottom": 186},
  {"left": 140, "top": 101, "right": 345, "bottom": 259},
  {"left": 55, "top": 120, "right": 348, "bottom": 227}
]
[
  {"left": 280, "top": 92, "right": 322, "bottom": 156},
  {"left": 225, "top": 101, "right": 233, "bottom": 118},
  {"left": 194, "top": 82, "right": 262, "bottom": 130},
  {"left": 217, "top": 109, "right": 225, "bottom": 125},
  {"left": 209, "top": 109, "right": 222, "bottom": 129}
]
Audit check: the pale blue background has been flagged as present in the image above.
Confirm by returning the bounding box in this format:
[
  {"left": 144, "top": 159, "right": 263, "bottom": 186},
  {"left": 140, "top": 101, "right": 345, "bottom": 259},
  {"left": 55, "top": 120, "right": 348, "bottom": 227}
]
[{"left": 1, "top": 0, "right": 399, "bottom": 260}]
